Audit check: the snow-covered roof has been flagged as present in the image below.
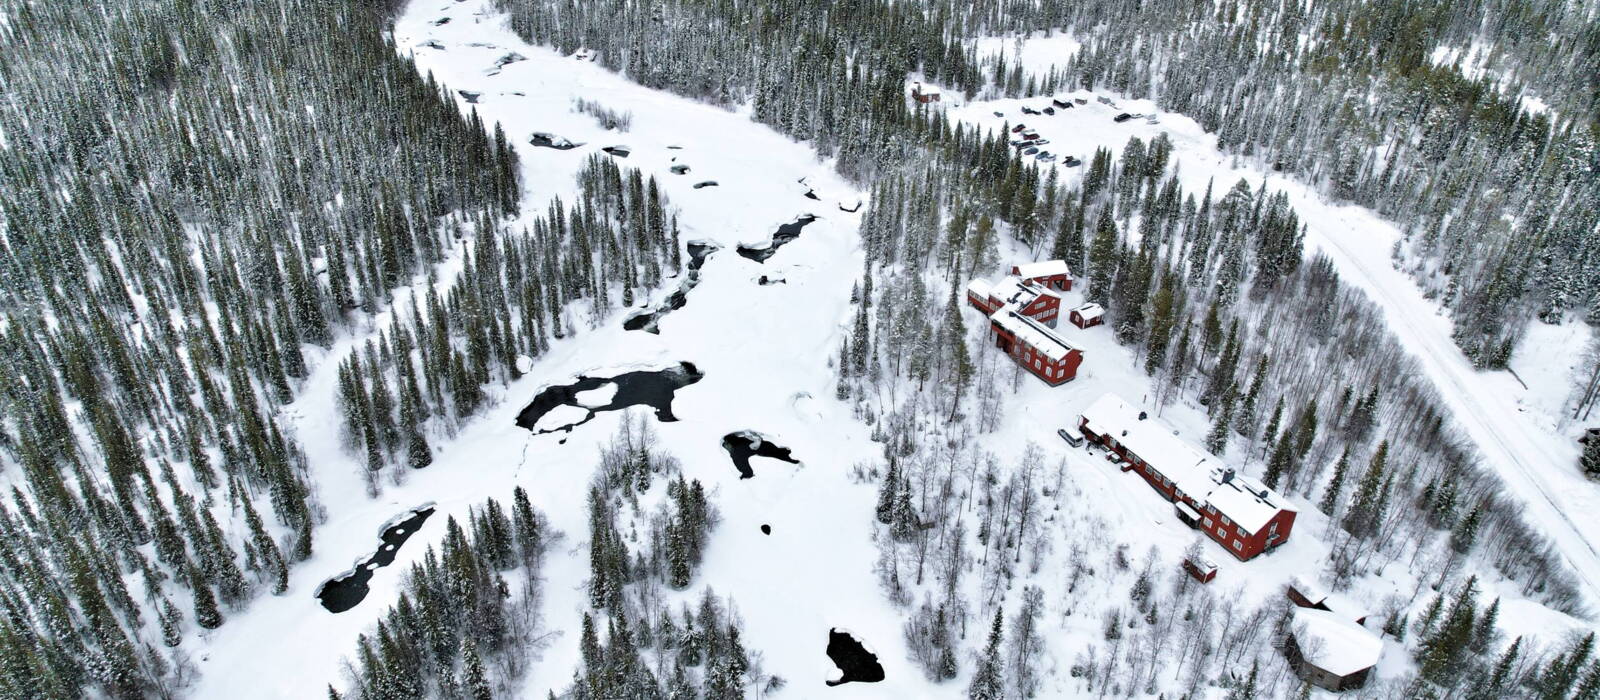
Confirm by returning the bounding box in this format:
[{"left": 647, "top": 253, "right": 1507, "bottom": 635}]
[
  {"left": 1291, "top": 608, "right": 1382, "bottom": 677},
  {"left": 1079, "top": 393, "right": 1295, "bottom": 533},
  {"left": 1289, "top": 575, "right": 1329, "bottom": 605},
  {"left": 916, "top": 83, "right": 942, "bottom": 95},
  {"left": 1073, "top": 302, "right": 1105, "bottom": 320},
  {"left": 1322, "top": 593, "right": 1370, "bottom": 623},
  {"left": 986, "top": 276, "right": 1040, "bottom": 307},
  {"left": 966, "top": 279, "right": 991, "bottom": 298},
  {"left": 991, "top": 309, "right": 1080, "bottom": 362},
  {"left": 1014, "top": 260, "right": 1071, "bottom": 279}
]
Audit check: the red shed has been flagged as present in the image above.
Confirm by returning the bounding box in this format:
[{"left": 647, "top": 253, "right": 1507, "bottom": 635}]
[
  {"left": 1183, "top": 555, "right": 1218, "bottom": 584},
  {"left": 1077, "top": 393, "right": 1297, "bottom": 561},
  {"left": 911, "top": 82, "right": 942, "bottom": 104},
  {"left": 1069, "top": 303, "right": 1105, "bottom": 329}
]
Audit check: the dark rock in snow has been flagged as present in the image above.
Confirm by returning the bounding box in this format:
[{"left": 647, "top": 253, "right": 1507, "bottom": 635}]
[
  {"left": 761, "top": 524, "right": 772, "bottom": 535},
  {"left": 457, "top": 90, "right": 483, "bottom": 103},
  {"left": 430, "top": 17, "right": 451, "bottom": 26},
  {"left": 494, "top": 52, "right": 526, "bottom": 68},
  {"left": 418, "top": 39, "right": 445, "bottom": 50},
  {"left": 693, "top": 180, "right": 718, "bottom": 189},
  {"left": 601, "top": 145, "right": 632, "bottom": 158}
]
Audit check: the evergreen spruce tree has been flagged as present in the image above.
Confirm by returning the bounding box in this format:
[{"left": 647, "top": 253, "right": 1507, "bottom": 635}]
[
  {"left": 1319, "top": 447, "right": 1351, "bottom": 515},
  {"left": 1582, "top": 435, "right": 1600, "bottom": 479},
  {"left": 462, "top": 638, "right": 493, "bottom": 700},
  {"left": 1343, "top": 441, "right": 1389, "bottom": 538},
  {"left": 876, "top": 459, "right": 899, "bottom": 525},
  {"left": 967, "top": 609, "right": 1005, "bottom": 700}
]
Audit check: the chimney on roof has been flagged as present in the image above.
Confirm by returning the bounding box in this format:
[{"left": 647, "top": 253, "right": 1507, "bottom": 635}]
[{"left": 1221, "top": 469, "right": 1235, "bottom": 484}]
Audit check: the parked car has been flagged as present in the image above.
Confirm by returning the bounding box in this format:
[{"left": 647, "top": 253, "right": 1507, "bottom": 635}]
[
  {"left": 1043, "top": 107, "right": 1056, "bottom": 115},
  {"left": 1062, "top": 156, "right": 1082, "bottom": 167},
  {"left": 1034, "top": 138, "right": 1050, "bottom": 145},
  {"left": 1012, "top": 124, "right": 1027, "bottom": 133},
  {"left": 1021, "top": 106, "right": 1040, "bottom": 115},
  {"left": 1113, "top": 113, "right": 1134, "bottom": 123},
  {"left": 1057, "top": 428, "right": 1084, "bottom": 447},
  {"left": 993, "top": 111, "right": 1004, "bottom": 117},
  {"left": 1023, "top": 146, "right": 1039, "bottom": 155},
  {"left": 1052, "top": 98, "right": 1072, "bottom": 108},
  {"left": 1038, "top": 152, "right": 1056, "bottom": 161}
]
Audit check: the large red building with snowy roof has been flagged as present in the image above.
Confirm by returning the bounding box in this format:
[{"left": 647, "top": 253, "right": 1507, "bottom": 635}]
[
  {"left": 1078, "top": 393, "right": 1297, "bottom": 560},
  {"left": 965, "top": 265, "right": 1084, "bottom": 386}
]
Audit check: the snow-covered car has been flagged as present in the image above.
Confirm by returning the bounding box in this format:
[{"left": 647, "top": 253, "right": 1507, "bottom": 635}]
[
  {"left": 1034, "top": 138, "right": 1050, "bottom": 145},
  {"left": 1057, "top": 428, "right": 1084, "bottom": 447},
  {"left": 1038, "top": 153, "right": 1056, "bottom": 162}
]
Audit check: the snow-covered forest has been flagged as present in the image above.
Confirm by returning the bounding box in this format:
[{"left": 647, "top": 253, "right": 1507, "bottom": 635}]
[{"left": 0, "top": 0, "right": 1595, "bottom": 697}]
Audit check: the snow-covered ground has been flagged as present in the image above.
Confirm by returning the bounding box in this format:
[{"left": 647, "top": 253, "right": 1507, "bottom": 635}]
[
  {"left": 188, "top": 1, "right": 937, "bottom": 696},
  {"left": 969, "top": 32, "right": 1083, "bottom": 75},
  {"left": 945, "top": 80, "right": 1600, "bottom": 606},
  {"left": 186, "top": 10, "right": 1596, "bottom": 697}
]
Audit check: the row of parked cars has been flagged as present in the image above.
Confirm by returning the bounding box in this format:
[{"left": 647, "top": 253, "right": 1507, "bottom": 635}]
[{"left": 1008, "top": 123, "right": 1081, "bottom": 166}]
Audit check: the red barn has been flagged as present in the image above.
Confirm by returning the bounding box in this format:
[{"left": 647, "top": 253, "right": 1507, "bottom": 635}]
[
  {"left": 965, "top": 276, "right": 1083, "bottom": 385},
  {"left": 1011, "top": 260, "right": 1072, "bottom": 291},
  {"left": 1077, "top": 393, "right": 1297, "bottom": 560},
  {"left": 1069, "top": 302, "right": 1105, "bottom": 329},
  {"left": 911, "top": 82, "right": 942, "bottom": 104}
]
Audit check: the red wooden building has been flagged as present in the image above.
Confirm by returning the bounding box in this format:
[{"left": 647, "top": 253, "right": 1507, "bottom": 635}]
[
  {"left": 965, "top": 275, "right": 1083, "bottom": 386},
  {"left": 1011, "top": 260, "right": 1072, "bottom": 291},
  {"left": 1069, "top": 302, "right": 1105, "bottom": 329},
  {"left": 1077, "top": 393, "right": 1297, "bottom": 560},
  {"left": 911, "top": 82, "right": 942, "bottom": 103}
]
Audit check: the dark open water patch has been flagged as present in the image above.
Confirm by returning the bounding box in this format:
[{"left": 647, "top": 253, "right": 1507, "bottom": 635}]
[
  {"left": 736, "top": 215, "right": 817, "bottom": 263},
  {"left": 530, "top": 132, "right": 579, "bottom": 150},
  {"left": 825, "top": 629, "right": 885, "bottom": 686},
  {"left": 515, "top": 363, "right": 704, "bottom": 436},
  {"left": 624, "top": 241, "right": 719, "bottom": 333},
  {"left": 721, "top": 430, "right": 799, "bottom": 479},
  {"left": 316, "top": 506, "right": 436, "bottom": 613}
]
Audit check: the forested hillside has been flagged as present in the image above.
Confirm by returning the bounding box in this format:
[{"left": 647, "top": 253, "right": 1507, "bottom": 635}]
[
  {"left": 0, "top": 0, "right": 517, "bottom": 694},
  {"left": 498, "top": 0, "right": 1599, "bottom": 366},
  {"left": 1, "top": 0, "right": 1596, "bottom": 696}
]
